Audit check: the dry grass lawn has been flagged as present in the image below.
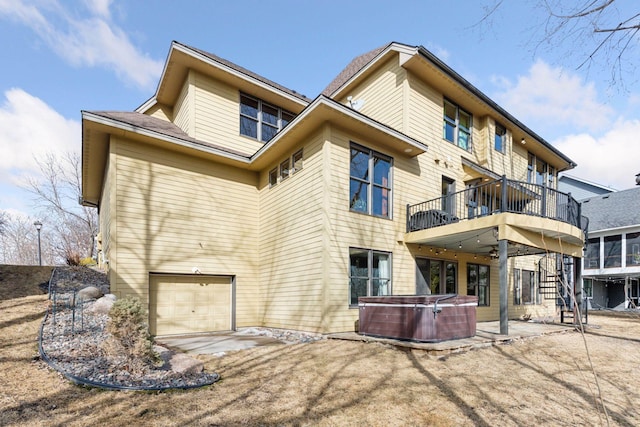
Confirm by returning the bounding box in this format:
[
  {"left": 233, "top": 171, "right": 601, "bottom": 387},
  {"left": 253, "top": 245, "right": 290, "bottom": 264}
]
[{"left": 1, "top": 265, "right": 640, "bottom": 426}]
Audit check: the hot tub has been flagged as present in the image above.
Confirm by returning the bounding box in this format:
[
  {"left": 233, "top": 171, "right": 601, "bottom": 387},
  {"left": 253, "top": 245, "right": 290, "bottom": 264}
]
[{"left": 358, "top": 294, "right": 478, "bottom": 342}]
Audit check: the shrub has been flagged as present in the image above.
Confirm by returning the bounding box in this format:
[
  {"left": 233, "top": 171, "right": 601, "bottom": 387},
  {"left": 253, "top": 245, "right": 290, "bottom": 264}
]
[
  {"left": 80, "top": 257, "right": 96, "bottom": 266},
  {"left": 102, "top": 296, "right": 157, "bottom": 373}
]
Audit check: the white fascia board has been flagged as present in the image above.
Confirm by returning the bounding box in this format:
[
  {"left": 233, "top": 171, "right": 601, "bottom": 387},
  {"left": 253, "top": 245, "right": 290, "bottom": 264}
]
[
  {"left": 83, "top": 112, "right": 251, "bottom": 165},
  {"left": 251, "top": 96, "right": 427, "bottom": 162}
]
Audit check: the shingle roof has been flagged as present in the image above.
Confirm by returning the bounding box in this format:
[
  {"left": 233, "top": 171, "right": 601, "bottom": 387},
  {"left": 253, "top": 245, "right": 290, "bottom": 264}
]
[
  {"left": 177, "top": 41, "right": 312, "bottom": 103},
  {"left": 321, "top": 44, "right": 390, "bottom": 97},
  {"left": 580, "top": 186, "right": 640, "bottom": 232},
  {"left": 86, "top": 111, "right": 250, "bottom": 158}
]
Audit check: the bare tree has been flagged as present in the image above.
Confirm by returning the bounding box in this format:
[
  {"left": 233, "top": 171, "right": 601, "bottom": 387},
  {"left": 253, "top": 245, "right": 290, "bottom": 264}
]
[
  {"left": 480, "top": 0, "right": 640, "bottom": 88},
  {"left": 0, "top": 210, "right": 6, "bottom": 235},
  {"left": 24, "top": 152, "right": 97, "bottom": 265},
  {"left": 0, "top": 212, "right": 55, "bottom": 265}
]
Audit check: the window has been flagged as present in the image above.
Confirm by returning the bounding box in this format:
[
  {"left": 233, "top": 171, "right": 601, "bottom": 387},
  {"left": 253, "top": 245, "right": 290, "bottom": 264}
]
[
  {"left": 443, "top": 99, "right": 472, "bottom": 150},
  {"left": 627, "top": 232, "right": 640, "bottom": 266},
  {"left": 467, "top": 263, "right": 489, "bottom": 306},
  {"left": 349, "top": 143, "right": 392, "bottom": 218},
  {"left": 268, "top": 168, "right": 278, "bottom": 187},
  {"left": 585, "top": 237, "right": 600, "bottom": 269},
  {"left": 240, "top": 93, "right": 294, "bottom": 142},
  {"left": 494, "top": 123, "right": 506, "bottom": 153},
  {"left": 292, "top": 149, "right": 303, "bottom": 174},
  {"left": 280, "top": 158, "right": 290, "bottom": 181},
  {"left": 441, "top": 176, "right": 456, "bottom": 215},
  {"left": 416, "top": 258, "right": 457, "bottom": 295},
  {"left": 521, "top": 269, "right": 537, "bottom": 304},
  {"left": 527, "top": 153, "right": 555, "bottom": 187},
  {"left": 349, "top": 248, "right": 391, "bottom": 306},
  {"left": 514, "top": 269, "right": 521, "bottom": 305},
  {"left": 583, "top": 278, "right": 593, "bottom": 299},
  {"left": 604, "top": 235, "right": 622, "bottom": 268}
]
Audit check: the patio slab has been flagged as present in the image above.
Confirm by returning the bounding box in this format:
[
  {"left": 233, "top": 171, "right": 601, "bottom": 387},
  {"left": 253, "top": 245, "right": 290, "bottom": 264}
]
[{"left": 327, "top": 320, "right": 575, "bottom": 354}]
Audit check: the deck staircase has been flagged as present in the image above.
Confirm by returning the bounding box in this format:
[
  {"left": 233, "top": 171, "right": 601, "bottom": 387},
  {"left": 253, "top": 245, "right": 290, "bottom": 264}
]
[{"left": 538, "top": 254, "right": 588, "bottom": 325}]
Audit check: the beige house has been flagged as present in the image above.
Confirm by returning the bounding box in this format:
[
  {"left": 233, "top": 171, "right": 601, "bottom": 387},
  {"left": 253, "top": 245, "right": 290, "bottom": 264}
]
[{"left": 81, "top": 41, "right": 585, "bottom": 336}]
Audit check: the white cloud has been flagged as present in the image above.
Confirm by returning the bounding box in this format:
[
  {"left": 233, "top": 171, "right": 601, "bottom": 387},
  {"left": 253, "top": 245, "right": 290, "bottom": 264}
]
[
  {"left": 0, "top": 0, "right": 162, "bottom": 90},
  {"left": 554, "top": 119, "right": 640, "bottom": 191},
  {"left": 0, "top": 88, "right": 79, "bottom": 185},
  {"left": 492, "top": 60, "right": 614, "bottom": 134}
]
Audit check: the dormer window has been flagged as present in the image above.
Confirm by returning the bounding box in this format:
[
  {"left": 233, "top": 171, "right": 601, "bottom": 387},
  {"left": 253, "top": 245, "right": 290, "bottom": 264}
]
[
  {"left": 443, "top": 99, "right": 472, "bottom": 151},
  {"left": 240, "top": 93, "right": 294, "bottom": 142}
]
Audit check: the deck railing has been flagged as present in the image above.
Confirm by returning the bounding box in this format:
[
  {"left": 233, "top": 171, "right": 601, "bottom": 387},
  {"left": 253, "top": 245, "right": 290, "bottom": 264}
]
[{"left": 406, "top": 176, "right": 583, "bottom": 232}]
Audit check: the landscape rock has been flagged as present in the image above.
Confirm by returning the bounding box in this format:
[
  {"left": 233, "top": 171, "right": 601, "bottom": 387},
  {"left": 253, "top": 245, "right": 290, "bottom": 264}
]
[
  {"left": 167, "top": 352, "right": 204, "bottom": 374},
  {"left": 89, "top": 295, "right": 115, "bottom": 314},
  {"left": 76, "top": 286, "right": 103, "bottom": 302}
]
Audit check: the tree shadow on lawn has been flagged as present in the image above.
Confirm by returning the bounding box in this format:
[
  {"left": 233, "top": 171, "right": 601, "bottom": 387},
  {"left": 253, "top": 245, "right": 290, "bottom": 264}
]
[{"left": 491, "top": 342, "right": 635, "bottom": 427}]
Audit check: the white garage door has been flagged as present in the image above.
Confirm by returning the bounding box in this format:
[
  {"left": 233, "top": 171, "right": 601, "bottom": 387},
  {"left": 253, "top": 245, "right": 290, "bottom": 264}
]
[{"left": 149, "top": 274, "right": 232, "bottom": 336}]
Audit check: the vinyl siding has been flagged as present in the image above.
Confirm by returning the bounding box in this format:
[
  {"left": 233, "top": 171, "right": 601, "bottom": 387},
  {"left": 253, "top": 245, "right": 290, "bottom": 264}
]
[
  {"left": 258, "top": 127, "right": 326, "bottom": 332},
  {"left": 173, "top": 76, "right": 192, "bottom": 135},
  {"left": 336, "top": 57, "right": 406, "bottom": 133},
  {"left": 145, "top": 104, "right": 173, "bottom": 122},
  {"left": 109, "top": 136, "right": 260, "bottom": 327},
  {"left": 192, "top": 70, "right": 265, "bottom": 155}
]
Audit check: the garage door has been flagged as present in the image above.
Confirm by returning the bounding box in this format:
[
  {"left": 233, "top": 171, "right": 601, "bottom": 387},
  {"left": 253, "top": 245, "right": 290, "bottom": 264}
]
[{"left": 149, "top": 274, "right": 232, "bottom": 336}]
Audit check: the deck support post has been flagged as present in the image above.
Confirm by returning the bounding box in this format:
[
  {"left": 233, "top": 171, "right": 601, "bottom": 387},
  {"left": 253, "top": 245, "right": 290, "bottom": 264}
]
[{"left": 499, "top": 238, "right": 509, "bottom": 335}]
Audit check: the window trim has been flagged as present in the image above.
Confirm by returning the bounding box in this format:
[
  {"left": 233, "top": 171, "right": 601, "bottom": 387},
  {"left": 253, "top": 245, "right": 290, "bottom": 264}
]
[
  {"left": 239, "top": 93, "right": 294, "bottom": 142},
  {"left": 467, "top": 263, "right": 490, "bottom": 306},
  {"left": 349, "top": 142, "right": 393, "bottom": 219},
  {"left": 349, "top": 247, "right": 392, "bottom": 307},
  {"left": 443, "top": 99, "right": 473, "bottom": 151},
  {"left": 268, "top": 168, "right": 278, "bottom": 188},
  {"left": 279, "top": 158, "right": 290, "bottom": 181},
  {"left": 291, "top": 149, "right": 303, "bottom": 174},
  {"left": 494, "top": 122, "right": 506, "bottom": 153}
]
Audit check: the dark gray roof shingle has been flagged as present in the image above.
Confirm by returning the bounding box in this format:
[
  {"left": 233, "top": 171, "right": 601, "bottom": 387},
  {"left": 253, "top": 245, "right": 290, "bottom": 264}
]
[
  {"left": 581, "top": 186, "right": 640, "bottom": 232},
  {"left": 177, "top": 42, "right": 312, "bottom": 103},
  {"left": 87, "top": 111, "right": 250, "bottom": 159},
  {"left": 321, "top": 44, "right": 390, "bottom": 97}
]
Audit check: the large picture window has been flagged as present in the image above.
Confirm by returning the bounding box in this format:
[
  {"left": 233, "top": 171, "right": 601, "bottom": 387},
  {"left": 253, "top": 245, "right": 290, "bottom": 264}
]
[
  {"left": 585, "top": 237, "right": 600, "bottom": 269},
  {"left": 467, "top": 263, "right": 489, "bottom": 306},
  {"left": 240, "top": 93, "right": 294, "bottom": 142},
  {"left": 443, "top": 99, "right": 472, "bottom": 151},
  {"left": 416, "top": 258, "right": 457, "bottom": 295},
  {"left": 349, "top": 248, "right": 391, "bottom": 306},
  {"left": 349, "top": 143, "right": 392, "bottom": 218},
  {"left": 604, "top": 235, "right": 622, "bottom": 268},
  {"left": 626, "top": 232, "right": 640, "bottom": 267}
]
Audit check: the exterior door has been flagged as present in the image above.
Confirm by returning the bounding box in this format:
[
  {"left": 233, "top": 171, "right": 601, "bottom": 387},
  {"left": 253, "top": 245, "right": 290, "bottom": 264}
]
[
  {"left": 416, "top": 258, "right": 457, "bottom": 295},
  {"left": 149, "top": 274, "right": 233, "bottom": 336}
]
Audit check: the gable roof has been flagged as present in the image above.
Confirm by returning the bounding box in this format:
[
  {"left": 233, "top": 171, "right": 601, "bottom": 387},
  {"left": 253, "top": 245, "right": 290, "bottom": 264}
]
[
  {"left": 321, "top": 44, "right": 389, "bottom": 97},
  {"left": 81, "top": 96, "right": 427, "bottom": 206},
  {"left": 322, "top": 41, "right": 576, "bottom": 172},
  {"left": 580, "top": 186, "right": 640, "bottom": 232},
  {"left": 184, "top": 42, "right": 312, "bottom": 103},
  {"left": 137, "top": 41, "right": 311, "bottom": 114}
]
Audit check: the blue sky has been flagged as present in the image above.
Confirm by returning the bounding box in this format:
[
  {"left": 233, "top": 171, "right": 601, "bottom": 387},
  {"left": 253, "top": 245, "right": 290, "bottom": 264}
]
[{"left": 1, "top": 0, "right": 639, "bottom": 217}]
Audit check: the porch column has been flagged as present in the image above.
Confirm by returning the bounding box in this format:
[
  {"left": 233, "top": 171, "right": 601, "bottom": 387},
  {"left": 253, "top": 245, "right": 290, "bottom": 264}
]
[{"left": 499, "top": 238, "right": 509, "bottom": 335}]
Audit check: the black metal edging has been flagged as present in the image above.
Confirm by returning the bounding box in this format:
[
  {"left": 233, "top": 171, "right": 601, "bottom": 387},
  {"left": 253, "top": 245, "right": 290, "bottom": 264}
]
[{"left": 39, "top": 272, "right": 220, "bottom": 391}]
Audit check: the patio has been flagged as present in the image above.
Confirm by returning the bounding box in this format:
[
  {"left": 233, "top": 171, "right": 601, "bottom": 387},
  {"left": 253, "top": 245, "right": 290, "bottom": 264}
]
[{"left": 327, "top": 320, "right": 576, "bottom": 354}]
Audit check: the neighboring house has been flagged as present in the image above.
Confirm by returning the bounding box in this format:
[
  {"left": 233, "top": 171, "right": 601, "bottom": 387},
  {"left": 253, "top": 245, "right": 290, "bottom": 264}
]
[
  {"left": 81, "top": 41, "right": 585, "bottom": 336},
  {"left": 581, "top": 186, "right": 640, "bottom": 310},
  {"left": 558, "top": 174, "right": 616, "bottom": 201}
]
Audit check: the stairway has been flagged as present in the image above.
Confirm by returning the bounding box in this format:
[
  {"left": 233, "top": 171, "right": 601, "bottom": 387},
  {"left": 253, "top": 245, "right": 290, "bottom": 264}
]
[{"left": 538, "top": 254, "right": 588, "bottom": 325}]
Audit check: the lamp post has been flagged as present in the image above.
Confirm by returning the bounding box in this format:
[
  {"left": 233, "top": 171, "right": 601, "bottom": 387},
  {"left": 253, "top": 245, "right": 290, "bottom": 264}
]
[{"left": 33, "top": 221, "right": 42, "bottom": 266}]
